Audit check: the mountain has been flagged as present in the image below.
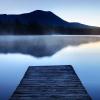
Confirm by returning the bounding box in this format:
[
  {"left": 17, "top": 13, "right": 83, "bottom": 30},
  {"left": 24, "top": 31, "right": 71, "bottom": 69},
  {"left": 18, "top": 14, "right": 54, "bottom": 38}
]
[{"left": 0, "top": 10, "right": 100, "bottom": 35}]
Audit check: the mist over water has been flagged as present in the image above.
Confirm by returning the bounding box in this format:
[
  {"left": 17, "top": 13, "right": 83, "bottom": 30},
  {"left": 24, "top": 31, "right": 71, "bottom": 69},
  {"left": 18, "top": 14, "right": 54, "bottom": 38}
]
[
  {"left": 0, "top": 35, "right": 100, "bottom": 57},
  {"left": 0, "top": 35, "right": 100, "bottom": 100}
]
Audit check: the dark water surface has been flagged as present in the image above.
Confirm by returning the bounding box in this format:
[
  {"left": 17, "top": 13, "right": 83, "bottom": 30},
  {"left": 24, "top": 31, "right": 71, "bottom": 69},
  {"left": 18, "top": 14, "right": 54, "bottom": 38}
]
[{"left": 0, "top": 35, "right": 100, "bottom": 100}]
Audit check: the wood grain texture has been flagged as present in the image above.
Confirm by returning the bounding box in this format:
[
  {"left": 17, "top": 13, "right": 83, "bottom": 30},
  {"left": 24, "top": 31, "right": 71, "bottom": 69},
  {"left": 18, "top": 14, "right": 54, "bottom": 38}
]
[{"left": 10, "top": 65, "right": 91, "bottom": 100}]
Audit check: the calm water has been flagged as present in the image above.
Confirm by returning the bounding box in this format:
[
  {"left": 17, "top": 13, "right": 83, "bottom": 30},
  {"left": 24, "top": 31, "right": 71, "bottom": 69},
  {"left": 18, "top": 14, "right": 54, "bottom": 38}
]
[{"left": 0, "top": 35, "right": 100, "bottom": 100}]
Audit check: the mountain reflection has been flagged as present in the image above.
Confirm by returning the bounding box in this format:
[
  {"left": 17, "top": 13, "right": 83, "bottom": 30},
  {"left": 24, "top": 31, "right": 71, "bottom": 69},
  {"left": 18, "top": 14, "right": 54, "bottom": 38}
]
[{"left": 0, "top": 35, "right": 100, "bottom": 57}]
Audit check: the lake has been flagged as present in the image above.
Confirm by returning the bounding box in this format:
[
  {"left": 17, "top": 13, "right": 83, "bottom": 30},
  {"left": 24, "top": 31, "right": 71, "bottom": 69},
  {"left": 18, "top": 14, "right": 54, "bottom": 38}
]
[{"left": 0, "top": 35, "right": 100, "bottom": 100}]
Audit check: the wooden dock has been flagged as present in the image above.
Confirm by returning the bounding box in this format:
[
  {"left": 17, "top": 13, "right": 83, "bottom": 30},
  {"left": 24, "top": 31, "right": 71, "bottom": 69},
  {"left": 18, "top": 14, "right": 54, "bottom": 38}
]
[{"left": 10, "top": 65, "right": 91, "bottom": 100}]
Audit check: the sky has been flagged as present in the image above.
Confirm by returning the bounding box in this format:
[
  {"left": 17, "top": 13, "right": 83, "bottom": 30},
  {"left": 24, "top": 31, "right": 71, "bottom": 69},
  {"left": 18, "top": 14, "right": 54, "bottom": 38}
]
[{"left": 0, "top": 0, "right": 100, "bottom": 26}]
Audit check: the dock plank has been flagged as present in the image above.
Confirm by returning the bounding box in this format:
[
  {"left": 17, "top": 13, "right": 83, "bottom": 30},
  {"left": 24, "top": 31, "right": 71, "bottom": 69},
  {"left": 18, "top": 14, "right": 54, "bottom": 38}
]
[{"left": 10, "top": 65, "right": 91, "bottom": 100}]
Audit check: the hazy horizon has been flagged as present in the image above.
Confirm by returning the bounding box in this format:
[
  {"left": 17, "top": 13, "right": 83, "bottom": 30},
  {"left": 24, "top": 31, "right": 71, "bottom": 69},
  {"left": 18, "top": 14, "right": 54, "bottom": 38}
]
[{"left": 0, "top": 0, "right": 99, "bottom": 27}]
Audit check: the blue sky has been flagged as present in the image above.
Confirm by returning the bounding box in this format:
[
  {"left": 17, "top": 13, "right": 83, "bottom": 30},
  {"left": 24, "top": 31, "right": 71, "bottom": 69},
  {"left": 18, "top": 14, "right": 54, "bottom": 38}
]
[{"left": 0, "top": 0, "right": 100, "bottom": 26}]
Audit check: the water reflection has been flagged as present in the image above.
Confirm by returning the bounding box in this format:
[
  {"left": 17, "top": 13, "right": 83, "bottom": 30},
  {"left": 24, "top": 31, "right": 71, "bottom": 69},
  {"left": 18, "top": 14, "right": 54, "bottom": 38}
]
[
  {"left": 0, "top": 36, "right": 100, "bottom": 100},
  {"left": 0, "top": 35, "right": 100, "bottom": 57}
]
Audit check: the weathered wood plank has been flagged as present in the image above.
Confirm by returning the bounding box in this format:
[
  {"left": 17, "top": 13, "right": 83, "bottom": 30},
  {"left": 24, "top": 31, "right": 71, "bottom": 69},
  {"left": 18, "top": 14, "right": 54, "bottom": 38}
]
[{"left": 10, "top": 65, "right": 91, "bottom": 100}]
